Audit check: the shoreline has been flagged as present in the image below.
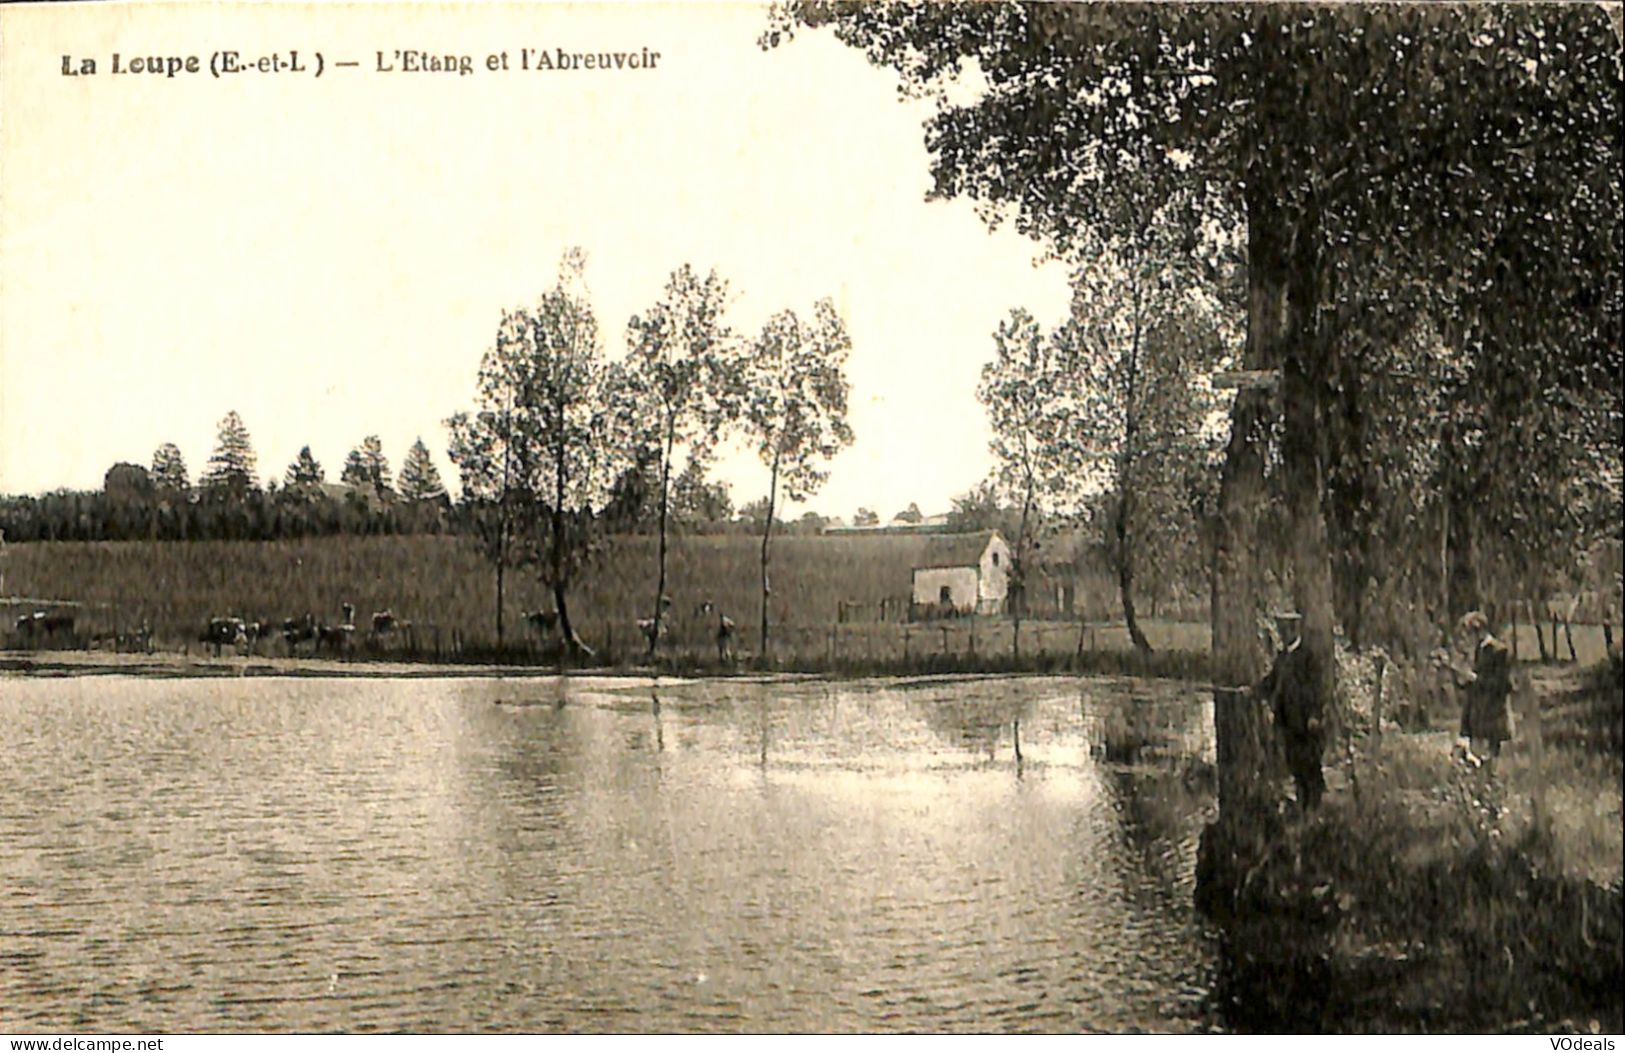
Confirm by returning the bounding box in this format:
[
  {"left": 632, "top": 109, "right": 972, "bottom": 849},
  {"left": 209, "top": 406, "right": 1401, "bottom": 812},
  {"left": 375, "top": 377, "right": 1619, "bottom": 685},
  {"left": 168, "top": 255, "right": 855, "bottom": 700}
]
[
  {"left": 0, "top": 647, "right": 1146, "bottom": 687},
  {"left": 0, "top": 648, "right": 807, "bottom": 682},
  {"left": 0, "top": 643, "right": 1218, "bottom": 685}
]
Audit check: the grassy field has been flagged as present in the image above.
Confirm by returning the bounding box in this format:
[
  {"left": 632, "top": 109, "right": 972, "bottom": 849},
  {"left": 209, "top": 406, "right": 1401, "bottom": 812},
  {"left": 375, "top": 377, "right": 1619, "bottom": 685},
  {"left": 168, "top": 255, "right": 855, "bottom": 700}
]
[
  {"left": 4, "top": 534, "right": 1611, "bottom": 675},
  {"left": 1, "top": 534, "right": 1153, "bottom": 659}
]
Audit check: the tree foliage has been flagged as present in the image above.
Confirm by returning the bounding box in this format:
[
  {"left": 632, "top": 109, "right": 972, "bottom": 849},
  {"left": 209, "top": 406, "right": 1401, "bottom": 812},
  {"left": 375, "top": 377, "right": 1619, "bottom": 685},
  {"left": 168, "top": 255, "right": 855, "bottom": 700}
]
[
  {"left": 284, "top": 446, "right": 325, "bottom": 493},
  {"left": 770, "top": 3, "right": 1622, "bottom": 811},
  {"left": 625, "top": 264, "right": 734, "bottom": 650},
  {"left": 397, "top": 438, "right": 446, "bottom": 503},
  {"left": 341, "top": 435, "right": 394, "bottom": 500},
  {"left": 977, "top": 306, "right": 1083, "bottom": 641},
  {"left": 1053, "top": 234, "right": 1229, "bottom": 651},
  {"left": 150, "top": 443, "right": 190, "bottom": 493},
  {"left": 200, "top": 410, "right": 258, "bottom": 497},
  {"left": 447, "top": 249, "right": 629, "bottom": 654},
  {"left": 734, "top": 298, "right": 856, "bottom": 654}
]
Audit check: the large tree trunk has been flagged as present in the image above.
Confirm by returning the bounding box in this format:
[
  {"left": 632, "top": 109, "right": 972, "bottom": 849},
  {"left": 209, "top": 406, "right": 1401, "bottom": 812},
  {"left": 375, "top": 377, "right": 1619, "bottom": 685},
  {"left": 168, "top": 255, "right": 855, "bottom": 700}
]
[
  {"left": 1210, "top": 386, "right": 1273, "bottom": 815},
  {"left": 1279, "top": 322, "right": 1338, "bottom": 724},
  {"left": 1202, "top": 184, "right": 1341, "bottom": 916},
  {"left": 1207, "top": 183, "right": 1336, "bottom": 823},
  {"left": 1198, "top": 381, "right": 1277, "bottom": 919},
  {"left": 1447, "top": 487, "right": 1482, "bottom": 619}
]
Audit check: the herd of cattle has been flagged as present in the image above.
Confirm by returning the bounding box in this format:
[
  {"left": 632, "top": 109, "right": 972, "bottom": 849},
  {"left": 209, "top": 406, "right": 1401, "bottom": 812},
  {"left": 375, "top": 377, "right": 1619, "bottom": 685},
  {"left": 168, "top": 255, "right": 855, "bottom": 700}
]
[
  {"left": 8, "top": 597, "right": 741, "bottom": 662},
  {"left": 11, "top": 609, "right": 79, "bottom": 647},
  {"left": 195, "top": 604, "right": 416, "bottom": 657}
]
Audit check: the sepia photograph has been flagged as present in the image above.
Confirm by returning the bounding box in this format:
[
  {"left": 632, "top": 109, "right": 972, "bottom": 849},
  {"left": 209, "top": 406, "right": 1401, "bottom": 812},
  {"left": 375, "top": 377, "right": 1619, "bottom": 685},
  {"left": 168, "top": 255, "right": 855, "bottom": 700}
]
[{"left": 1, "top": 0, "right": 1621, "bottom": 1037}]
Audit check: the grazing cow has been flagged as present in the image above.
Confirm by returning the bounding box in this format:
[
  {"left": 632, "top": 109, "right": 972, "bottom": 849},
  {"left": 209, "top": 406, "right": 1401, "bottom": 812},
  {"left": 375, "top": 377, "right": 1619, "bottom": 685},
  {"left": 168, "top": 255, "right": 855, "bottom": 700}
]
[
  {"left": 370, "top": 609, "right": 412, "bottom": 651},
  {"left": 240, "top": 621, "right": 268, "bottom": 655},
  {"left": 697, "top": 601, "right": 737, "bottom": 663},
  {"left": 636, "top": 617, "right": 663, "bottom": 648},
  {"left": 317, "top": 603, "right": 356, "bottom": 656},
  {"left": 14, "top": 610, "right": 75, "bottom": 649},
  {"left": 638, "top": 596, "right": 674, "bottom": 653},
  {"left": 199, "top": 617, "right": 246, "bottom": 657},
  {"left": 283, "top": 613, "right": 318, "bottom": 654},
  {"left": 120, "top": 621, "right": 153, "bottom": 654}
]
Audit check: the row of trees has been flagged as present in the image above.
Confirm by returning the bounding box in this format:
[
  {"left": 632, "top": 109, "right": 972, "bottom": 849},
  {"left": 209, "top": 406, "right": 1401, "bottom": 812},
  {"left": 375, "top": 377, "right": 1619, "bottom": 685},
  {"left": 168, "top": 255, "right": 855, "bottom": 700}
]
[
  {"left": 0, "top": 415, "right": 451, "bottom": 543},
  {"left": 447, "top": 252, "right": 854, "bottom": 656},
  {"left": 154, "top": 414, "right": 449, "bottom": 505}
]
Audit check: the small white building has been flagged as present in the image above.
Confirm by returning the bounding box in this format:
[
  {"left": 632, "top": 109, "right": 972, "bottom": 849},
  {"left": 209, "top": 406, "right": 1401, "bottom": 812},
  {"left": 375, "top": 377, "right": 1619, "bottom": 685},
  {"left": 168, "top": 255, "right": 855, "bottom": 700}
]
[{"left": 910, "top": 531, "right": 1011, "bottom": 615}]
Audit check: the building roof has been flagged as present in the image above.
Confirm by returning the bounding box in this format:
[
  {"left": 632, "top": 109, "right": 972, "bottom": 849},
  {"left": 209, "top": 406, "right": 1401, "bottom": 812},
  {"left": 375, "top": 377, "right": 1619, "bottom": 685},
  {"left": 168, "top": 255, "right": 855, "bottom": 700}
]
[
  {"left": 823, "top": 515, "right": 952, "bottom": 537},
  {"left": 915, "top": 531, "right": 1003, "bottom": 570}
]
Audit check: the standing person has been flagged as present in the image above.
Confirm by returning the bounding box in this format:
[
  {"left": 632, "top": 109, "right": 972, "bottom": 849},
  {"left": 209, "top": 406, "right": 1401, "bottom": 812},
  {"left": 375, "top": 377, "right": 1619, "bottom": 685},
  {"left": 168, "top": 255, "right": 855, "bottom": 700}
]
[
  {"left": 1256, "top": 611, "right": 1327, "bottom": 812},
  {"left": 1455, "top": 610, "right": 1513, "bottom": 766}
]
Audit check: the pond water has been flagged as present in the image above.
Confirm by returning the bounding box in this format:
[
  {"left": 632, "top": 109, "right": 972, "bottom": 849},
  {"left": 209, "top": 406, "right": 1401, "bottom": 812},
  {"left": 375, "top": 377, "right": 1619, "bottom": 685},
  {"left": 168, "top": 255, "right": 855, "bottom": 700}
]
[{"left": 0, "top": 673, "right": 1218, "bottom": 1033}]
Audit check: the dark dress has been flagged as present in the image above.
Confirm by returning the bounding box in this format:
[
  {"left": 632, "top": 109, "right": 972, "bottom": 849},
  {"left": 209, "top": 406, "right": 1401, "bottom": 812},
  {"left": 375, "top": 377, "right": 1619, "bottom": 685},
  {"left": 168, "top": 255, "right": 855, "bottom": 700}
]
[
  {"left": 1461, "top": 634, "right": 1513, "bottom": 747},
  {"left": 1259, "top": 641, "right": 1327, "bottom": 810}
]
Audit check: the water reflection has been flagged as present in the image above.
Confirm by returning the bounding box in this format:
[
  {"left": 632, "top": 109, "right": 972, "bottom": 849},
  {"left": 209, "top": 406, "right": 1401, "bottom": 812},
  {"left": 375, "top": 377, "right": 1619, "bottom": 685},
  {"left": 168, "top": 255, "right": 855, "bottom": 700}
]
[{"left": 1, "top": 673, "right": 1217, "bottom": 1033}]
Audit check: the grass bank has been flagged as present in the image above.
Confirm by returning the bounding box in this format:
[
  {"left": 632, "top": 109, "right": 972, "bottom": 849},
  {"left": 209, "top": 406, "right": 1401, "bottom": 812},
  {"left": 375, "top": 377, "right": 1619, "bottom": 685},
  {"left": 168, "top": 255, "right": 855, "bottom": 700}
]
[{"left": 1203, "top": 656, "right": 1624, "bottom": 1033}]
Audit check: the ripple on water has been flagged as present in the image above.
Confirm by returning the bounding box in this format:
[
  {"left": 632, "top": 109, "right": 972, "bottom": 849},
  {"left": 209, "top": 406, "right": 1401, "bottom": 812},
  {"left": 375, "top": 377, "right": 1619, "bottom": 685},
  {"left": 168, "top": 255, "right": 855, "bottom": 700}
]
[{"left": 0, "top": 674, "right": 1216, "bottom": 1032}]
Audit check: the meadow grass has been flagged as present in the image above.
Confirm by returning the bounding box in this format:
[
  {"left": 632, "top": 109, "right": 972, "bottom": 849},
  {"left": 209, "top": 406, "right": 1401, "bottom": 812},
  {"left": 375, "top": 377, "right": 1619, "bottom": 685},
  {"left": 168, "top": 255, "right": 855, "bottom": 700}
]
[{"left": 1, "top": 535, "right": 1196, "bottom": 661}]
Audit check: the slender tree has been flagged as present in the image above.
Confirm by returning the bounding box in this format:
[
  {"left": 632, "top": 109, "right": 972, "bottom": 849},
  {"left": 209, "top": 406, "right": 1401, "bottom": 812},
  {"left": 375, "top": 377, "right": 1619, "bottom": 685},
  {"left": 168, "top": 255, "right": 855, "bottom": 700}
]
[
  {"left": 1053, "top": 234, "right": 1228, "bottom": 654},
  {"left": 200, "top": 410, "right": 258, "bottom": 497},
  {"left": 284, "top": 446, "right": 325, "bottom": 492},
  {"left": 150, "top": 443, "right": 190, "bottom": 492},
  {"left": 398, "top": 438, "right": 446, "bottom": 503},
  {"left": 977, "top": 307, "right": 1083, "bottom": 657},
  {"left": 735, "top": 299, "right": 855, "bottom": 657},
  {"left": 448, "top": 249, "right": 629, "bottom": 657},
  {"left": 448, "top": 388, "right": 522, "bottom": 647},
  {"left": 625, "top": 265, "right": 734, "bottom": 655},
  {"left": 341, "top": 435, "right": 394, "bottom": 500}
]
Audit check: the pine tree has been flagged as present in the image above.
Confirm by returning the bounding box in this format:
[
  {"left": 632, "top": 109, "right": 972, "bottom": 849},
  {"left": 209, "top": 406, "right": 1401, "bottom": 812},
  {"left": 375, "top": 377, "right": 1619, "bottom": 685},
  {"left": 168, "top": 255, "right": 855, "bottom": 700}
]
[
  {"left": 340, "top": 448, "right": 369, "bottom": 489},
  {"left": 150, "top": 443, "right": 190, "bottom": 492},
  {"left": 340, "top": 435, "right": 393, "bottom": 499},
  {"left": 200, "top": 411, "right": 257, "bottom": 495},
  {"left": 397, "top": 438, "right": 446, "bottom": 502},
  {"left": 284, "top": 446, "right": 324, "bottom": 490}
]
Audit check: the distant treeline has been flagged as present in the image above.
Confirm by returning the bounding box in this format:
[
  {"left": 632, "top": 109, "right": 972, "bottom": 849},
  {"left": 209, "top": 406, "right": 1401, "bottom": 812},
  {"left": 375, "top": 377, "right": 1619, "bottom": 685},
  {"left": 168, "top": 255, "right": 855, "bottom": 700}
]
[
  {"left": 0, "top": 469, "right": 833, "bottom": 545},
  {"left": 0, "top": 485, "right": 452, "bottom": 543}
]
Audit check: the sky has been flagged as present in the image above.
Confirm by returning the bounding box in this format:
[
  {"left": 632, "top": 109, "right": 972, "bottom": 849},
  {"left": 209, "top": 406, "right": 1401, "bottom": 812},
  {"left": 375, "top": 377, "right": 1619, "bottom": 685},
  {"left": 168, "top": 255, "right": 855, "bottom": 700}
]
[{"left": 0, "top": 2, "right": 1074, "bottom": 520}]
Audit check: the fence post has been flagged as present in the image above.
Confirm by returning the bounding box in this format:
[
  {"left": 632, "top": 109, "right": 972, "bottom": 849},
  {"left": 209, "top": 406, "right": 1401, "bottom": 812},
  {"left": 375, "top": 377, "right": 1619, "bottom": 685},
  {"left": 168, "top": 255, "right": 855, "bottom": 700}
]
[
  {"left": 969, "top": 614, "right": 977, "bottom": 657},
  {"left": 903, "top": 628, "right": 910, "bottom": 662}
]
